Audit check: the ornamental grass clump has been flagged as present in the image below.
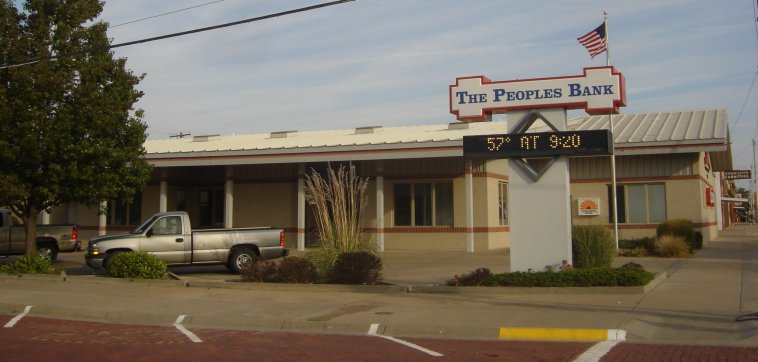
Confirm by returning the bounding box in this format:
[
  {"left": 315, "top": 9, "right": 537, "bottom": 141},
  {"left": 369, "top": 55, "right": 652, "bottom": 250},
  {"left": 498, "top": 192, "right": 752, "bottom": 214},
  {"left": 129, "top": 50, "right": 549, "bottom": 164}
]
[
  {"left": 304, "top": 163, "right": 373, "bottom": 275},
  {"left": 571, "top": 225, "right": 615, "bottom": 268},
  {"left": 654, "top": 234, "right": 692, "bottom": 258},
  {"left": 657, "top": 219, "right": 700, "bottom": 251}
]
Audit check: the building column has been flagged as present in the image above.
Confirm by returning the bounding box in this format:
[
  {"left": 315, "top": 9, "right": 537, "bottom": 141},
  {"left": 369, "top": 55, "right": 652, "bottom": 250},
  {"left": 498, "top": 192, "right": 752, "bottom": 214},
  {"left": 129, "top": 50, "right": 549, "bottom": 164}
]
[
  {"left": 225, "top": 166, "right": 234, "bottom": 229},
  {"left": 376, "top": 161, "right": 385, "bottom": 252},
  {"left": 41, "top": 210, "right": 50, "bottom": 225},
  {"left": 98, "top": 201, "right": 107, "bottom": 236},
  {"left": 297, "top": 163, "right": 306, "bottom": 251},
  {"left": 465, "top": 159, "right": 475, "bottom": 253},
  {"left": 159, "top": 168, "right": 168, "bottom": 213},
  {"left": 714, "top": 172, "right": 723, "bottom": 230}
]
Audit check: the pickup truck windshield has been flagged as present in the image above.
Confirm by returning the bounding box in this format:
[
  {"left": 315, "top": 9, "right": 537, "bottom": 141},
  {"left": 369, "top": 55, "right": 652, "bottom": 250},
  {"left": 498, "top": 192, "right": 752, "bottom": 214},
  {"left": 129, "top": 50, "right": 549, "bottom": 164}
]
[{"left": 131, "top": 214, "right": 161, "bottom": 234}]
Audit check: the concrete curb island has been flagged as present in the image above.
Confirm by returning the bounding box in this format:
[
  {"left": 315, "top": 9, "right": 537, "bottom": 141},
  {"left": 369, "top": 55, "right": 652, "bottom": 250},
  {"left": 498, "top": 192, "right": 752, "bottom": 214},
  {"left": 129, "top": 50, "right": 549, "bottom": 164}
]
[
  {"left": 0, "top": 268, "right": 668, "bottom": 295},
  {"left": 0, "top": 271, "right": 668, "bottom": 342}
]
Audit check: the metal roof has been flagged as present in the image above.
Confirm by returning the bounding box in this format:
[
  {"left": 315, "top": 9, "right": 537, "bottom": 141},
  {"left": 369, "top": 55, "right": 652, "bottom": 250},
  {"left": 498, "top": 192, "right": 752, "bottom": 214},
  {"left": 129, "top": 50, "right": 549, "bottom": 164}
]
[
  {"left": 145, "top": 109, "right": 728, "bottom": 167},
  {"left": 569, "top": 109, "right": 728, "bottom": 156}
]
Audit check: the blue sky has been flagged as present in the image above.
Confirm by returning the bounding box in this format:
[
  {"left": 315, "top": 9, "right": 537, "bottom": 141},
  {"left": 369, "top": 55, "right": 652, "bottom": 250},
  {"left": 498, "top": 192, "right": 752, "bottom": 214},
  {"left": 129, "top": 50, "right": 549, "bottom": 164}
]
[{"left": 99, "top": 0, "right": 758, "bottom": 181}]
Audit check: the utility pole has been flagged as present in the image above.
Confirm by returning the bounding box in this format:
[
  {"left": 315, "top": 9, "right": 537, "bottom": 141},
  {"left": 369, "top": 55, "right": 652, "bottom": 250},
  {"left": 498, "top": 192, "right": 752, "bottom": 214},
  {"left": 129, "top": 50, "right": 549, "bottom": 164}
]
[{"left": 753, "top": 139, "right": 756, "bottom": 223}]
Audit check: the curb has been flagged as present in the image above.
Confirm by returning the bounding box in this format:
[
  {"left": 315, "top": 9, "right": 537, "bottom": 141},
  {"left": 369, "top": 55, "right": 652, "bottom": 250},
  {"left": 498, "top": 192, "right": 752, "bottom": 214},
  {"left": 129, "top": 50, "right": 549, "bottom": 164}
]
[
  {"left": 0, "top": 270, "right": 668, "bottom": 295},
  {"left": 186, "top": 280, "right": 408, "bottom": 294},
  {"left": 498, "top": 327, "right": 627, "bottom": 342}
]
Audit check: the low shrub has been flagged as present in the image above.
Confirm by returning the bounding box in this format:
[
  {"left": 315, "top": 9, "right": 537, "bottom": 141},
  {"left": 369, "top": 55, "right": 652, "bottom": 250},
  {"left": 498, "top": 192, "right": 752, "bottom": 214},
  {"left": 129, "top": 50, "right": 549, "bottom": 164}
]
[
  {"left": 619, "top": 246, "right": 649, "bottom": 257},
  {"left": 448, "top": 268, "right": 492, "bottom": 286},
  {"left": 240, "top": 260, "right": 279, "bottom": 282},
  {"left": 486, "top": 267, "right": 654, "bottom": 287},
  {"left": 619, "top": 237, "right": 656, "bottom": 254},
  {"left": 277, "top": 257, "right": 318, "bottom": 284},
  {"left": 657, "top": 219, "right": 698, "bottom": 251},
  {"left": 328, "top": 251, "right": 383, "bottom": 285},
  {"left": 572, "top": 225, "right": 615, "bottom": 268},
  {"left": 308, "top": 241, "right": 375, "bottom": 277},
  {"left": 655, "top": 234, "right": 691, "bottom": 258},
  {"left": 107, "top": 252, "right": 167, "bottom": 279},
  {"left": 0, "top": 255, "right": 57, "bottom": 275}
]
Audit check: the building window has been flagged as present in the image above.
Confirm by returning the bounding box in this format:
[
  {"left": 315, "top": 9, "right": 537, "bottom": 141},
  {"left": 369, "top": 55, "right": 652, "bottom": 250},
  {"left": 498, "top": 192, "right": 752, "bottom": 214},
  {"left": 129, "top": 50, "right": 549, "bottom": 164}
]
[
  {"left": 107, "top": 193, "right": 142, "bottom": 226},
  {"left": 199, "top": 188, "right": 224, "bottom": 227},
  {"left": 394, "top": 182, "right": 453, "bottom": 226},
  {"left": 608, "top": 183, "right": 666, "bottom": 224},
  {"left": 498, "top": 182, "right": 508, "bottom": 225}
]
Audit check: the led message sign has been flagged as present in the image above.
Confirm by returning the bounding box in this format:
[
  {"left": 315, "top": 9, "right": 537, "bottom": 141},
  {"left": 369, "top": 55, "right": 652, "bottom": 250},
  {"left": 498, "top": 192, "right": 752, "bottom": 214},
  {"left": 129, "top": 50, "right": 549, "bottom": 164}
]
[{"left": 463, "top": 130, "right": 613, "bottom": 158}]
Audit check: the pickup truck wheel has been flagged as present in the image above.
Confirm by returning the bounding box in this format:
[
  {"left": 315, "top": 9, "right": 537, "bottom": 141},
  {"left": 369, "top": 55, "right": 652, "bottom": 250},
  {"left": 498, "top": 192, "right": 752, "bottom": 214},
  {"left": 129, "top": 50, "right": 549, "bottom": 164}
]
[
  {"left": 103, "top": 251, "right": 124, "bottom": 272},
  {"left": 37, "top": 244, "right": 58, "bottom": 262},
  {"left": 228, "top": 248, "right": 258, "bottom": 273}
]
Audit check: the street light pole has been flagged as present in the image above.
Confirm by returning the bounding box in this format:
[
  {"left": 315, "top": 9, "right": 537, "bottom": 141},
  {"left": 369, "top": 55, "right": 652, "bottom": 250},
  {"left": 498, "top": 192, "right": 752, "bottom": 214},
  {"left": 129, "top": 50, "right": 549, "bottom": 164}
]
[{"left": 753, "top": 139, "right": 756, "bottom": 223}]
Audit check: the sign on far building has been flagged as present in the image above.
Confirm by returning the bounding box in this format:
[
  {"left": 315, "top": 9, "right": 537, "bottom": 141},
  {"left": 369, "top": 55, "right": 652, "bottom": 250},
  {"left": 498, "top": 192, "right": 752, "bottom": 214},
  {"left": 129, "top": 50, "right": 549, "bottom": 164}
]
[
  {"left": 722, "top": 170, "right": 751, "bottom": 180},
  {"left": 577, "top": 198, "right": 601, "bottom": 216},
  {"left": 450, "top": 66, "right": 626, "bottom": 122}
]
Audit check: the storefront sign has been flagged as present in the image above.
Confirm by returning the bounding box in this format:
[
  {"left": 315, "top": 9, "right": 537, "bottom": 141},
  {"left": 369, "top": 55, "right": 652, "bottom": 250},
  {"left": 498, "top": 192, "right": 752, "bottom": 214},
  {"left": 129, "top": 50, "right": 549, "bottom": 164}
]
[
  {"left": 450, "top": 66, "right": 625, "bottom": 121},
  {"left": 577, "top": 198, "right": 600, "bottom": 216},
  {"left": 722, "top": 170, "right": 751, "bottom": 180}
]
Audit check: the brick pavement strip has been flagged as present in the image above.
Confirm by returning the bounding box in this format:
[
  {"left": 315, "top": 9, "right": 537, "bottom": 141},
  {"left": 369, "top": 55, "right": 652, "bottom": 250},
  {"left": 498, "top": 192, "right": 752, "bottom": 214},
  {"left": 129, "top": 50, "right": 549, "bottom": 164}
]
[
  {"left": 3, "top": 316, "right": 758, "bottom": 361},
  {"left": 602, "top": 343, "right": 758, "bottom": 362}
]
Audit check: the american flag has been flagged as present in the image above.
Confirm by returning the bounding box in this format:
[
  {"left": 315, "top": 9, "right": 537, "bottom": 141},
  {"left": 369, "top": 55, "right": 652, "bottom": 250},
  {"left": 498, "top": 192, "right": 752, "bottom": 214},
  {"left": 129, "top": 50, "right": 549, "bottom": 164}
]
[{"left": 577, "top": 22, "right": 607, "bottom": 59}]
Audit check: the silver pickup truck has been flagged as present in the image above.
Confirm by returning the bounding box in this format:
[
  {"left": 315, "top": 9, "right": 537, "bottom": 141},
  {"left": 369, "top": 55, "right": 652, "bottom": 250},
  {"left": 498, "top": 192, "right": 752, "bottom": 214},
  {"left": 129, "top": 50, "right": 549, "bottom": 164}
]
[
  {"left": 0, "top": 208, "right": 79, "bottom": 261},
  {"left": 85, "top": 211, "right": 288, "bottom": 273}
]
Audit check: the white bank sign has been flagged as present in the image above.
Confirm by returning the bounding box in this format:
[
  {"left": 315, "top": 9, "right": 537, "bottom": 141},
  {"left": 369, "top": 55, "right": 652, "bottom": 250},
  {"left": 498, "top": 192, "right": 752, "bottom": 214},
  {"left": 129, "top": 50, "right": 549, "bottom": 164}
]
[{"left": 450, "top": 66, "right": 626, "bottom": 121}]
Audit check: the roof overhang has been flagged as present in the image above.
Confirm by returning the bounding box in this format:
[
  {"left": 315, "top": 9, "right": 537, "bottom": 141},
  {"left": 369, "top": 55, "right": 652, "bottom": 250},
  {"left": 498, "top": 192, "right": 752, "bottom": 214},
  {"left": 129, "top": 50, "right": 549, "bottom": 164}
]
[{"left": 146, "top": 141, "right": 464, "bottom": 167}]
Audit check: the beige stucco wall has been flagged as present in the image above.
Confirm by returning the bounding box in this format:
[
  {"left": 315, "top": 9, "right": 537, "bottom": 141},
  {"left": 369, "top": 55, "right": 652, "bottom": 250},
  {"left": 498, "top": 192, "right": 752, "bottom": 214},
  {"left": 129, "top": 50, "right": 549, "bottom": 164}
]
[
  {"left": 571, "top": 176, "right": 718, "bottom": 243},
  {"left": 233, "top": 183, "right": 296, "bottom": 228}
]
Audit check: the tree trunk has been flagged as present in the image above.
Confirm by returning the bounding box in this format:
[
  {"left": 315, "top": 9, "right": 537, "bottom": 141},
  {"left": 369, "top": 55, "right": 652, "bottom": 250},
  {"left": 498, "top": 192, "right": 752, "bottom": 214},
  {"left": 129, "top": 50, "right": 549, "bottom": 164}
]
[{"left": 23, "top": 210, "right": 39, "bottom": 257}]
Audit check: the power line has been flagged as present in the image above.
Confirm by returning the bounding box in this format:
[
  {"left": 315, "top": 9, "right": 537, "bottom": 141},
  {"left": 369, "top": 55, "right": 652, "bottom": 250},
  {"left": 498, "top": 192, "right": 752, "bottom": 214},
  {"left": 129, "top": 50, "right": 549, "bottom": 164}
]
[
  {"left": 730, "top": 67, "right": 758, "bottom": 138},
  {"left": 0, "top": 0, "right": 355, "bottom": 70},
  {"left": 111, "top": 0, "right": 226, "bottom": 28}
]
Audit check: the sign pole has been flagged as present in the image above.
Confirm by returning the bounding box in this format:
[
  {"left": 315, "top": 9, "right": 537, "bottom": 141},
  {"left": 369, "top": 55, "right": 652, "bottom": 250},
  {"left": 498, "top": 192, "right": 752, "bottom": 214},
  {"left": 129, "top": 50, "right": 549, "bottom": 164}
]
[{"left": 605, "top": 10, "right": 620, "bottom": 249}]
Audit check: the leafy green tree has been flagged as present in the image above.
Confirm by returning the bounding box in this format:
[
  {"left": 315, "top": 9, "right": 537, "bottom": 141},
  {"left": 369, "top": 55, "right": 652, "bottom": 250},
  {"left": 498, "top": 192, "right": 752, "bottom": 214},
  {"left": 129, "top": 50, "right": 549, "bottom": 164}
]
[{"left": 0, "top": 0, "right": 151, "bottom": 257}]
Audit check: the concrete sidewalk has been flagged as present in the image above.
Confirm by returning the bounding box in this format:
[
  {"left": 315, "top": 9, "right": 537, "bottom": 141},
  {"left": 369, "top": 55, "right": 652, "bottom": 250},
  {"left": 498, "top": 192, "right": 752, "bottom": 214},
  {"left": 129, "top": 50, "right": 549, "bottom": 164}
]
[{"left": 0, "top": 224, "right": 757, "bottom": 346}]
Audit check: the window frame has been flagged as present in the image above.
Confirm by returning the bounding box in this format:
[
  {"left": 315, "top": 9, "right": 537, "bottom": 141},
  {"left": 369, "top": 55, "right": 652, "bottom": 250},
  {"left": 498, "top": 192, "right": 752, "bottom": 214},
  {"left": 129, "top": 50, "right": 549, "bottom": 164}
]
[
  {"left": 393, "top": 181, "right": 454, "bottom": 227},
  {"left": 498, "top": 181, "right": 508, "bottom": 226},
  {"left": 608, "top": 183, "right": 666, "bottom": 224}
]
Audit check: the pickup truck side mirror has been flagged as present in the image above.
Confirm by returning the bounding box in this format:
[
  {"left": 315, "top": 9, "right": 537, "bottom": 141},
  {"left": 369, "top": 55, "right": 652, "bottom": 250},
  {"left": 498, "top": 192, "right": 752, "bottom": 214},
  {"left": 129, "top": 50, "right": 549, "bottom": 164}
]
[{"left": 146, "top": 229, "right": 153, "bottom": 237}]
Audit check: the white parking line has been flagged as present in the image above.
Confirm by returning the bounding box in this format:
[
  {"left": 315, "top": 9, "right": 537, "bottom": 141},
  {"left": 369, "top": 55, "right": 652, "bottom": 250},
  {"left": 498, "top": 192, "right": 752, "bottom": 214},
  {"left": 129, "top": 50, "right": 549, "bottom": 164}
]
[
  {"left": 573, "top": 340, "right": 622, "bottom": 362},
  {"left": 4, "top": 305, "right": 32, "bottom": 328},
  {"left": 173, "top": 315, "right": 202, "bottom": 343},
  {"left": 368, "top": 323, "right": 443, "bottom": 357}
]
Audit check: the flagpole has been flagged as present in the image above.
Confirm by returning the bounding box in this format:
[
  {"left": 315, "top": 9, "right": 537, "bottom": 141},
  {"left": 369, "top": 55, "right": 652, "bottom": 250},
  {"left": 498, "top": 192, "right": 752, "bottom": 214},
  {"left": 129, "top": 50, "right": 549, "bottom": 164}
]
[{"left": 605, "top": 10, "right": 620, "bottom": 250}]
